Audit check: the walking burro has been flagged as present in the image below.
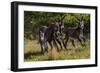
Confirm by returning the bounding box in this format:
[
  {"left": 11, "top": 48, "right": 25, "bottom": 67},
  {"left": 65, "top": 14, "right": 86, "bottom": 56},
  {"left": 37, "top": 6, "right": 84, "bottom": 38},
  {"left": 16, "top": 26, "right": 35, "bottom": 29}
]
[
  {"left": 39, "top": 16, "right": 66, "bottom": 53},
  {"left": 24, "top": 11, "right": 90, "bottom": 61},
  {"left": 64, "top": 16, "right": 86, "bottom": 49}
]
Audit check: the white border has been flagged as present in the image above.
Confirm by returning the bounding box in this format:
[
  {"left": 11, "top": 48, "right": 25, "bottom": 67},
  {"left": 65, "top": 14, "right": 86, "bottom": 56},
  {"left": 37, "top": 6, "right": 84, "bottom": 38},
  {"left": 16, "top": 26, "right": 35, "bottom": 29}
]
[{"left": 18, "top": 5, "right": 95, "bottom": 68}]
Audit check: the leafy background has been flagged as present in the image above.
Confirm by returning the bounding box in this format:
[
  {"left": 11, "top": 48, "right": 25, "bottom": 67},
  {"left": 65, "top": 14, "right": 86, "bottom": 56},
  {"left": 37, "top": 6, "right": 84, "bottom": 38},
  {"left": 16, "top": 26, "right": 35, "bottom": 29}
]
[{"left": 24, "top": 11, "right": 90, "bottom": 40}]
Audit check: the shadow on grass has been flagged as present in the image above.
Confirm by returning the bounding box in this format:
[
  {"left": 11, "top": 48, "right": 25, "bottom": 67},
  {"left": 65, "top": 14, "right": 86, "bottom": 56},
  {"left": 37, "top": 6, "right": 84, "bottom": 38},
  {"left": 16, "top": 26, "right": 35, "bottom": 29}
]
[{"left": 24, "top": 51, "right": 43, "bottom": 60}]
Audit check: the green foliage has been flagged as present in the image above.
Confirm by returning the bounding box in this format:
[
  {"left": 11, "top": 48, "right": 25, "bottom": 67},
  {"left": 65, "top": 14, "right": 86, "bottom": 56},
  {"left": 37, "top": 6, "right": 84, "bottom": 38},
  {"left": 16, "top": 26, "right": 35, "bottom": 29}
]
[{"left": 24, "top": 11, "right": 90, "bottom": 39}]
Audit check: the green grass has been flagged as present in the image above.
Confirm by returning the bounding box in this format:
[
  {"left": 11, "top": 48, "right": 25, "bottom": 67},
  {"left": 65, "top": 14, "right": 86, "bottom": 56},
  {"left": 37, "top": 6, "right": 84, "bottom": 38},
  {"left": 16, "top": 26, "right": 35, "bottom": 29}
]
[{"left": 24, "top": 39, "right": 90, "bottom": 62}]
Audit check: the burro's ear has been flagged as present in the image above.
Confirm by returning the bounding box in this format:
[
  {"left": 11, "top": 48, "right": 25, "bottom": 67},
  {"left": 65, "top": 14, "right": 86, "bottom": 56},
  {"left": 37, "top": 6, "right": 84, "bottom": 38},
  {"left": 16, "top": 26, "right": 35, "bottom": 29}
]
[
  {"left": 75, "top": 16, "right": 80, "bottom": 21},
  {"left": 61, "top": 15, "right": 66, "bottom": 20}
]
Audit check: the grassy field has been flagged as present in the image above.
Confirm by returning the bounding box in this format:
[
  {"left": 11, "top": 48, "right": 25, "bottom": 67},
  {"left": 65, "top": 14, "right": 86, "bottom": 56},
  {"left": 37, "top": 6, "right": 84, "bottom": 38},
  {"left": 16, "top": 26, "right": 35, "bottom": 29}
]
[{"left": 24, "top": 39, "right": 90, "bottom": 62}]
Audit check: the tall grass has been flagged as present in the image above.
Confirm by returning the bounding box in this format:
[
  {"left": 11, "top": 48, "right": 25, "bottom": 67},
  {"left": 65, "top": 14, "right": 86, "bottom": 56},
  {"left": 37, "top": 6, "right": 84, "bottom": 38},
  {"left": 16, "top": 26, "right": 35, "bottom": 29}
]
[{"left": 24, "top": 39, "right": 90, "bottom": 62}]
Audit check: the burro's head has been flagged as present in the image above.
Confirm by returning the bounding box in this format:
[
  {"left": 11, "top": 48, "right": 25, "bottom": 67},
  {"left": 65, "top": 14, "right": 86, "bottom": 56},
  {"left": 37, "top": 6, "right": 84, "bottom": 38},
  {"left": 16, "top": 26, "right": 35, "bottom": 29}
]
[
  {"left": 55, "top": 15, "right": 65, "bottom": 34},
  {"left": 79, "top": 16, "right": 84, "bottom": 30}
]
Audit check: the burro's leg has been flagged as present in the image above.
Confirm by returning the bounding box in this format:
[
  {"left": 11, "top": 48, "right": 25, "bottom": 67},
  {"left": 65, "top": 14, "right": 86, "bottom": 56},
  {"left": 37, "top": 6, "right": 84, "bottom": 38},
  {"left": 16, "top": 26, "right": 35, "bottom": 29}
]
[
  {"left": 78, "top": 36, "right": 83, "bottom": 47},
  {"left": 70, "top": 39, "right": 75, "bottom": 48},
  {"left": 82, "top": 36, "right": 86, "bottom": 46},
  {"left": 53, "top": 40, "right": 60, "bottom": 51},
  {"left": 64, "top": 36, "right": 69, "bottom": 49},
  {"left": 60, "top": 36, "right": 66, "bottom": 49},
  {"left": 40, "top": 43, "right": 44, "bottom": 54},
  {"left": 48, "top": 41, "right": 53, "bottom": 50},
  {"left": 44, "top": 42, "right": 48, "bottom": 53},
  {"left": 55, "top": 38, "right": 63, "bottom": 51}
]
